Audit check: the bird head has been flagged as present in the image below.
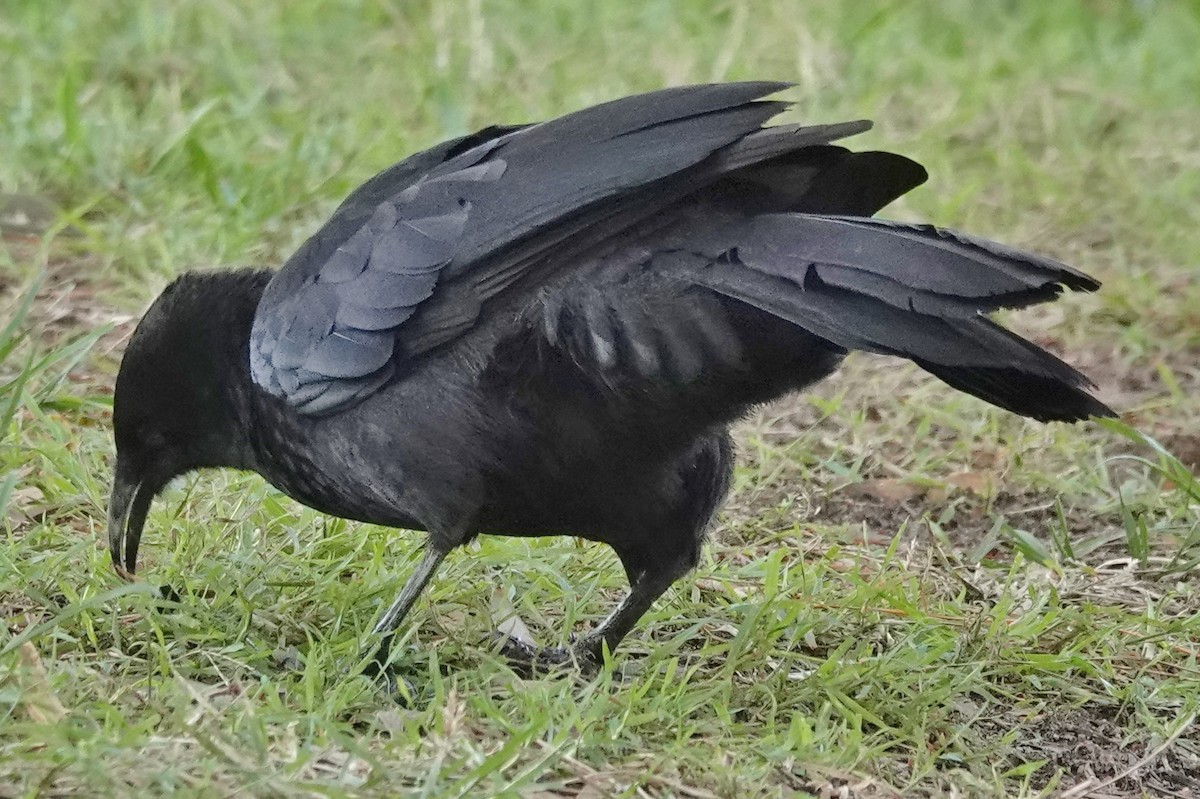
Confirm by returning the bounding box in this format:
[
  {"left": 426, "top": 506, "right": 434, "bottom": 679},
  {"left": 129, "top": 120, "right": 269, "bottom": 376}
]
[{"left": 108, "top": 268, "right": 272, "bottom": 577}]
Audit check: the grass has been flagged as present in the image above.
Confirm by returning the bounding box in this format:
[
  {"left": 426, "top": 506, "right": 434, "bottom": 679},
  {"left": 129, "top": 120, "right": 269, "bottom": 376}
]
[{"left": 3, "top": 0, "right": 1200, "bottom": 796}]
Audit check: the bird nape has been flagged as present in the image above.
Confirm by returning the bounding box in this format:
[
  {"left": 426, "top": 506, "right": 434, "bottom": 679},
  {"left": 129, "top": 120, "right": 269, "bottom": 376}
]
[{"left": 108, "top": 81, "right": 1114, "bottom": 680}]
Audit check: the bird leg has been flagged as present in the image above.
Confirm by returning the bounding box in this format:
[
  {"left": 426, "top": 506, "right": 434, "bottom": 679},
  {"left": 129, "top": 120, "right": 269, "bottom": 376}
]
[
  {"left": 361, "top": 544, "right": 447, "bottom": 681},
  {"left": 502, "top": 435, "right": 730, "bottom": 673},
  {"left": 572, "top": 554, "right": 692, "bottom": 664},
  {"left": 498, "top": 551, "right": 694, "bottom": 673}
]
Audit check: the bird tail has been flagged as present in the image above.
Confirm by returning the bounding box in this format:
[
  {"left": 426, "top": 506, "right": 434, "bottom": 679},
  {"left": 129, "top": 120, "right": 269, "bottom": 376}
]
[{"left": 696, "top": 213, "right": 1113, "bottom": 422}]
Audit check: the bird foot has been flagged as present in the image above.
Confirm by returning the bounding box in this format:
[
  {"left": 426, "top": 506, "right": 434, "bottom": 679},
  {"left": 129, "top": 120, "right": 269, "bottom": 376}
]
[
  {"left": 358, "top": 652, "right": 418, "bottom": 704},
  {"left": 491, "top": 632, "right": 601, "bottom": 677}
]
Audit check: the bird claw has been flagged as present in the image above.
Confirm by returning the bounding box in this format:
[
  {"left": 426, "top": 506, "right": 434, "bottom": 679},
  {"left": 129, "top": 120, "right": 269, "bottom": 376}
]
[
  {"left": 358, "top": 652, "right": 418, "bottom": 705},
  {"left": 491, "top": 631, "right": 601, "bottom": 677}
]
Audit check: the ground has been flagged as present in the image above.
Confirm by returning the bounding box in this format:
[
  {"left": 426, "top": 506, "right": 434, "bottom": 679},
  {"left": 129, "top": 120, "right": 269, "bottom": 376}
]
[{"left": 2, "top": 1, "right": 1199, "bottom": 797}]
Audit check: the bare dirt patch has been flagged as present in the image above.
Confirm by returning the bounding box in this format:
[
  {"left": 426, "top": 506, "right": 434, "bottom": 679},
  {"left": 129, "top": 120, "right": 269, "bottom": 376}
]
[
  {"left": 1160, "top": 431, "right": 1200, "bottom": 472},
  {"left": 977, "top": 703, "right": 1200, "bottom": 797},
  {"left": 2, "top": 240, "right": 137, "bottom": 401},
  {"left": 816, "top": 487, "right": 1142, "bottom": 560},
  {"left": 1032, "top": 332, "right": 1198, "bottom": 413},
  {"left": 726, "top": 341, "right": 1199, "bottom": 566},
  {"left": 17, "top": 255, "right": 134, "bottom": 347}
]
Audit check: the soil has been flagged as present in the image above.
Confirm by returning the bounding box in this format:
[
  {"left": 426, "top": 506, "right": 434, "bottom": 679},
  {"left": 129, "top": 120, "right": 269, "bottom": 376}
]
[{"left": 981, "top": 703, "right": 1199, "bottom": 797}]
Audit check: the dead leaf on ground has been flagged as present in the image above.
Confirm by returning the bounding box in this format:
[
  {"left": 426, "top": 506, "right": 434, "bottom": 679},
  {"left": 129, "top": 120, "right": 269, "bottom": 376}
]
[
  {"left": 944, "top": 470, "right": 995, "bottom": 496},
  {"left": 0, "top": 192, "right": 77, "bottom": 238},
  {"left": 844, "top": 478, "right": 926, "bottom": 504},
  {"left": 843, "top": 469, "right": 998, "bottom": 510},
  {"left": 6, "top": 484, "right": 47, "bottom": 527},
  {"left": 491, "top": 585, "right": 536, "bottom": 648},
  {"left": 14, "top": 642, "right": 68, "bottom": 724}
]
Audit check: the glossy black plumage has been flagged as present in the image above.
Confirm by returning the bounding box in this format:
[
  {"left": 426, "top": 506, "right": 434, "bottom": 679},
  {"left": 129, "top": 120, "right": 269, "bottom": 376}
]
[{"left": 109, "top": 83, "right": 1113, "bottom": 673}]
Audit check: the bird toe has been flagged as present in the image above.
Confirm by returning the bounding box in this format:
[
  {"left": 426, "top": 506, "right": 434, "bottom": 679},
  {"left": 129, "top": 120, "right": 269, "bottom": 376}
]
[
  {"left": 358, "top": 652, "right": 418, "bottom": 704},
  {"left": 492, "top": 631, "right": 591, "bottom": 677}
]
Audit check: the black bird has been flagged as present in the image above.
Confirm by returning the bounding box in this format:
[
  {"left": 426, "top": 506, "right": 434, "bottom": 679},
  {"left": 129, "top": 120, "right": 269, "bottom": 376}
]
[{"left": 108, "top": 82, "right": 1113, "bottom": 673}]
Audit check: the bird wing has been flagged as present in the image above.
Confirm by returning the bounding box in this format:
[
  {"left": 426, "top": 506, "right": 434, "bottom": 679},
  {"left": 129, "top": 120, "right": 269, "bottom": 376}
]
[
  {"left": 249, "top": 82, "right": 871, "bottom": 414},
  {"left": 522, "top": 206, "right": 1109, "bottom": 428}
]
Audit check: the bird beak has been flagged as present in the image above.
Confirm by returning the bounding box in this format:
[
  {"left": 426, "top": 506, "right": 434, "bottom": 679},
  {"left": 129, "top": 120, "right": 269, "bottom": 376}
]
[{"left": 108, "top": 464, "right": 153, "bottom": 579}]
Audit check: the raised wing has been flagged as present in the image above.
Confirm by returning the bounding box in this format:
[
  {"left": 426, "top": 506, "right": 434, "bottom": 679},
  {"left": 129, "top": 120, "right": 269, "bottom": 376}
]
[
  {"left": 309, "top": 123, "right": 528, "bottom": 258},
  {"left": 247, "top": 124, "right": 523, "bottom": 412},
  {"left": 526, "top": 209, "right": 1109, "bottom": 430},
  {"left": 249, "top": 82, "right": 862, "bottom": 415}
]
